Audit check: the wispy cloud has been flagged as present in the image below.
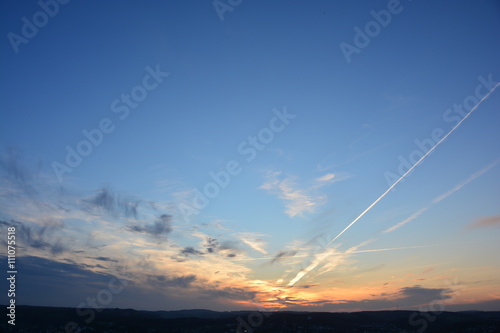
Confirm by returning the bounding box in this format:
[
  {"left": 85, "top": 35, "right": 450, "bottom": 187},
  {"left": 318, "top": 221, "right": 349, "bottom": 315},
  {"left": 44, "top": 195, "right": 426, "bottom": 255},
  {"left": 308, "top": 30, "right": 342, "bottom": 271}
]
[
  {"left": 1, "top": 219, "right": 68, "bottom": 255},
  {"left": 127, "top": 214, "right": 173, "bottom": 239},
  {"left": 146, "top": 274, "right": 197, "bottom": 289},
  {"left": 179, "top": 246, "right": 205, "bottom": 257},
  {"left": 204, "top": 237, "right": 219, "bottom": 253},
  {"left": 270, "top": 250, "right": 298, "bottom": 265},
  {"left": 260, "top": 172, "right": 318, "bottom": 217},
  {"left": 315, "top": 173, "right": 336, "bottom": 184},
  {"left": 0, "top": 147, "right": 40, "bottom": 196},
  {"left": 87, "top": 256, "right": 119, "bottom": 263},
  {"left": 0, "top": 149, "right": 283, "bottom": 310},
  {"left": 288, "top": 247, "right": 341, "bottom": 286},
  {"left": 239, "top": 232, "right": 268, "bottom": 255},
  {"left": 201, "top": 236, "right": 241, "bottom": 257},
  {"left": 287, "top": 240, "right": 373, "bottom": 287},
  {"left": 468, "top": 215, "right": 500, "bottom": 229},
  {"left": 84, "top": 187, "right": 140, "bottom": 219}
]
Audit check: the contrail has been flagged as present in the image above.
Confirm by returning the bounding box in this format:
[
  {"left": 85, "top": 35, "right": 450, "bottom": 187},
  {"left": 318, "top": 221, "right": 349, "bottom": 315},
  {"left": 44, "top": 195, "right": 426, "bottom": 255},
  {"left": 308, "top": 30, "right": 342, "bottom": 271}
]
[
  {"left": 383, "top": 207, "right": 428, "bottom": 234},
  {"left": 325, "top": 82, "right": 499, "bottom": 248},
  {"left": 287, "top": 81, "right": 499, "bottom": 286},
  {"left": 350, "top": 244, "right": 437, "bottom": 253},
  {"left": 431, "top": 158, "right": 499, "bottom": 204},
  {"left": 384, "top": 158, "right": 499, "bottom": 233}
]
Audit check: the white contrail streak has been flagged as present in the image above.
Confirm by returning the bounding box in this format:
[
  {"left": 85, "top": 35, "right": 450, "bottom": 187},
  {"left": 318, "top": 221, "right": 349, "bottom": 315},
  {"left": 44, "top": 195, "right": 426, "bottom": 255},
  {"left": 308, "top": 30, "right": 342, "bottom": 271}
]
[
  {"left": 326, "top": 82, "right": 499, "bottom": 248},
  {"left": 350, "top": 244, "right": 436, "bottom": 253},
  {"left": 287, "top": 81, "right": 499, "bottom": 286},
  {"left": 384, "top": 159, "right": 499, "bottom": 233},
  {"left": 230, "top": 245, "right": 429, "bottom": 261},
  {"left": 383, "top": 207, "right": 428, "bottom": 234},
  {"left": 431, "top": 159, "right": 499, "bottom": 204}
]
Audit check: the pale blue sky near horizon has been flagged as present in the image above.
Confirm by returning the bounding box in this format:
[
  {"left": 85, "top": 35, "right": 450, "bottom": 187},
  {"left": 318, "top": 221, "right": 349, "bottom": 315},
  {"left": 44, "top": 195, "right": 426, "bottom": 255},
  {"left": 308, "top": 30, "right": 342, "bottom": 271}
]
[{"left": 1, "top": 0, "right": 500, "bottom": 311}]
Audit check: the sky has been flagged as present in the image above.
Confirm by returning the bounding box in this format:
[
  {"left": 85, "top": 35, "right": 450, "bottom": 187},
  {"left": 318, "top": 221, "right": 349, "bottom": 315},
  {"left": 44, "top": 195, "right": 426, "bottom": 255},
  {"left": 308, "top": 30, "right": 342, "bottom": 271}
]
[{"left": 1, "top": 0, "right": 500, "bottom": 315}]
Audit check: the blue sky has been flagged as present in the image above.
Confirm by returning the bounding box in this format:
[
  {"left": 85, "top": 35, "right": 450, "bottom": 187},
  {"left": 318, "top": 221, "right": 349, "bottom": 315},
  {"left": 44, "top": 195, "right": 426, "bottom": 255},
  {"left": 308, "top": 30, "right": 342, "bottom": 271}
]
[{"left": 1, "top": 0, "right": 500, "bottom": 313}]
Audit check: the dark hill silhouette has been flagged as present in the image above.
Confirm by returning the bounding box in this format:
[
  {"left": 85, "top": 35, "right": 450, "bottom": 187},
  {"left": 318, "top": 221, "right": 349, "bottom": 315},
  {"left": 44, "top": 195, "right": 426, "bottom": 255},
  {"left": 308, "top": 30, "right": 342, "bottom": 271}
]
[{"left": 2, "top": 305, "right": 500, "bottom": 332}]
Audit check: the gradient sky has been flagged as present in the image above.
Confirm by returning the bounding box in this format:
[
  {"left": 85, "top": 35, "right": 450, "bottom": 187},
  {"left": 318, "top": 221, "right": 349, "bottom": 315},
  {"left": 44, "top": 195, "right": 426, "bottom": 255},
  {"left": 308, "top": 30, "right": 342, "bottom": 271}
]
[{"left": 1, "top": 0, "right": 500, "bottom": 313}]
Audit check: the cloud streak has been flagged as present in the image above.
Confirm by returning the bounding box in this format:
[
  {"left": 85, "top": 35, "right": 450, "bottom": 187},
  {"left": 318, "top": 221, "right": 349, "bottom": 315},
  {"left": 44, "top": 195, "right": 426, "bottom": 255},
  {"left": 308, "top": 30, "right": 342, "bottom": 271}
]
[
  {"left": 384, "top": 159, "right": 499, "bottom": 233},
  {"left": 239, "top": 233, "right": 268, "bottom": 255},
  {"left": 468, "top": 215, "right": 500, "bottom": 229},
  {"left": 0, "top": 147, "right": 39, "bottom": 196},
  {"left": 287, "top": 82, "right": 499, "bottom": 286},
  {"left": 85, "top": 187, "right": 140, "bottom": 219},
  {"left": 260, "top": 171, "right": 347, "bottom": 218},
  {"left": 1, "top": 219, "right": 68, "bottom": 255},
  {"left": 325, "top": 82, "right": 500, "bottom": 247},
  {"left": 260, "top": 172, "right": 319, "bottom": 217},
  {"left": 127, "top": 214, "right": 173, "bottom": 239}
]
